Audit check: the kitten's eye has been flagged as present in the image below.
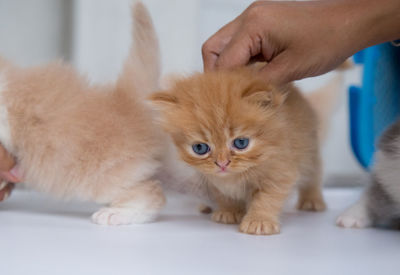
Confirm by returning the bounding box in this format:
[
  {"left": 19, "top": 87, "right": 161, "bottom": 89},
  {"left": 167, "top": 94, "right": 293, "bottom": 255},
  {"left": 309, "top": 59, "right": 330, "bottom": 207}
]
[
  {"left": 233, "top": 138, "right": 249, "bottom": 150},
  {"left": 192, "top": 143, "right": 210, "bottom": 155}
]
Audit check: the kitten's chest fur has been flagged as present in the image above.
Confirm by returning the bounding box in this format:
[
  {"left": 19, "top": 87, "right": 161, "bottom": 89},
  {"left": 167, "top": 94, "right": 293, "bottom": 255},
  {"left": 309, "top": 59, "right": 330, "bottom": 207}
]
[{"left": 209, "top": 175, "right": 254, "bottom": 201}]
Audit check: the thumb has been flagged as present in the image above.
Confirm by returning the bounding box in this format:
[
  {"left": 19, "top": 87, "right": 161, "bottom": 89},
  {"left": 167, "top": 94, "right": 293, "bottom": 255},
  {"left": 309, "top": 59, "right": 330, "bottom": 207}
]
[{"left": 257, "top": 52, "right": 298, "bottom": 86}]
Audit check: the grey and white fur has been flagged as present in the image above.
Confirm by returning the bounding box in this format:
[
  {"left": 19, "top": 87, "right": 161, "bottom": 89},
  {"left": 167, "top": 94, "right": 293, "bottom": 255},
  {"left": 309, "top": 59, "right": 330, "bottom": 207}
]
[{"left": 337, "top": 120, "right": 400, "bottom": 228}]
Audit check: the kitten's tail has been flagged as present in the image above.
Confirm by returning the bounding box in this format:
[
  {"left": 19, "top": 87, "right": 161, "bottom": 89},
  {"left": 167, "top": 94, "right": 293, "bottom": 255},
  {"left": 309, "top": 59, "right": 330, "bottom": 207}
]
[
  {"left": 305, "top": 60, "right": 352, "bottom": 143},
  {"left": 116, "top": 1, "right": 160, "bottom": 97}
]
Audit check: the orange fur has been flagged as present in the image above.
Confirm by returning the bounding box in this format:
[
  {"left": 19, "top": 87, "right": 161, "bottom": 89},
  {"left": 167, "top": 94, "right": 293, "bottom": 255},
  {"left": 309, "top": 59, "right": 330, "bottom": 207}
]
[
  {"left": 150, "top": 68, "right": 326, "bottom": 235},
  {"left": 0, "top": 2, "right": 166, "bottom": 225}
]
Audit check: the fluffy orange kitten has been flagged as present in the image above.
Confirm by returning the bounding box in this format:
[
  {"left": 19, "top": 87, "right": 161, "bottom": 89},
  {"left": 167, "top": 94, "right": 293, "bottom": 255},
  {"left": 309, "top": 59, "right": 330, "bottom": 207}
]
[
  {"left": 0, "top": 3, "right": 166, "bottom": 225},
  {"left": 151, "top": 68, "right": 327, "bottom": 235}
]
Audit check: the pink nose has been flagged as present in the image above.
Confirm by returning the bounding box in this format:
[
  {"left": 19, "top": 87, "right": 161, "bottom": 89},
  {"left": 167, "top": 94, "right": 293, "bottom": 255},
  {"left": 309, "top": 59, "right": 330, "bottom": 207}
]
[{"left": 215, "top": 160, "right": 231, "bottom": 170}]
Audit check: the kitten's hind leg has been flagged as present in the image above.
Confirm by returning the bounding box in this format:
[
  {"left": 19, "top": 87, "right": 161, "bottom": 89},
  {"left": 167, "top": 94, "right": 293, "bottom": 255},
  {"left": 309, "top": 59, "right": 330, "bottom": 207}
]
[
  {"left": 92, "top": 180, "right": 166, "bottom": 226},
  {"left": 297, "top": 153, "right": 326, "bottom": 211}
]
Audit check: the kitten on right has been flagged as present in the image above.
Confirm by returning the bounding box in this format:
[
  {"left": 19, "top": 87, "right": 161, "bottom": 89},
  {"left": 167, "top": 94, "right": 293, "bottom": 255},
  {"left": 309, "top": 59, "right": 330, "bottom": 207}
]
[{"left": 337, "top": 119, "right": 400, "bottom": 228}]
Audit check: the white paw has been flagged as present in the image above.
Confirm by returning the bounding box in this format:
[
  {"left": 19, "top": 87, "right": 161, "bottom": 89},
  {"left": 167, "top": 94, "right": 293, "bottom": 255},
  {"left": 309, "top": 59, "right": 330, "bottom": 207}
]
[
  {"left": 336, "top": 200, "right": 372, "bottom": 228},
  {"left": 92, "top": 208, "right": 135, "bottom": 225},
  {"left": 91, "top": 207, "right": 157, "bottom": 225}
]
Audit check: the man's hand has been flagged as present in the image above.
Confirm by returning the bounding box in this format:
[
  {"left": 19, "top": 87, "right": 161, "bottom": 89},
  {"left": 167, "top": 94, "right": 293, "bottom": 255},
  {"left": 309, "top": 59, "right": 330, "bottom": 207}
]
[
  {"left": 202, "top": 0, "right": 400, "bottom": 85},
  {"left": 0, "top": 145, "right": 20, "bottom": 201}
]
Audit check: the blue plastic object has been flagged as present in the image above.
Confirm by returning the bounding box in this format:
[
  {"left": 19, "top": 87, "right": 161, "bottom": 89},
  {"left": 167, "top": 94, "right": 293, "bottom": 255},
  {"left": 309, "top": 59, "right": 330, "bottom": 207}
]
[{"left": 349, "top": 42, "right": 400, "bottom": 170}]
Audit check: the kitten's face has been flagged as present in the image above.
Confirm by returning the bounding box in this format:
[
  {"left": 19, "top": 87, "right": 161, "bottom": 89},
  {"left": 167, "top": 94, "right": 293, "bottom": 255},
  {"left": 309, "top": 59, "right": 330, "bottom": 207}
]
[{"left": 151, "top": 69, "right": 287, "bottom": 177}]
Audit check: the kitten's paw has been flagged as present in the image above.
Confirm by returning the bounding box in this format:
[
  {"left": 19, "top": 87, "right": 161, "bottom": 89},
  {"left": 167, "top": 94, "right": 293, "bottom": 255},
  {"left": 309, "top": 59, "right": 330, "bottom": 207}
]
[
  {"left": 336, "top": 203, "right": 372, "bottom": 228},
  {"left": 92, "top": 208, "right": 135, "bottom": 225},
  {"left": 239, "top": 217, "right": 280, "bottom": 235},
  {"left": 297, "top": 196, "right": 326, "bottom": 212},
  {"left": 91, "top": 207, "right": 157, "bottom": 225},
  {"left": 212, "top": 210, "right": 243, "bottom": 224},
  {"left": 336, "top": 214, "right": 371, "bottom": 229}
]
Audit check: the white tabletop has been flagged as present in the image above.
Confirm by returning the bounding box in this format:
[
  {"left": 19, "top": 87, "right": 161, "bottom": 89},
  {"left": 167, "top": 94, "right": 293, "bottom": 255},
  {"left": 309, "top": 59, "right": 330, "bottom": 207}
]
[{"left": 1, "top": 187, "right": 399, "bottom": 275}]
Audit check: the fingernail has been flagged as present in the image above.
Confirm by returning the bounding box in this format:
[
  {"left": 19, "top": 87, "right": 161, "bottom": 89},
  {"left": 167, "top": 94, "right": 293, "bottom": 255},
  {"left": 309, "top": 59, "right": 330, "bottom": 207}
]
[
  {"left": 0, "top": 181, "right": 6, "bottom": 190},
  {"left": 9, "top": 166, "right": 21, "bottom": 181},
  {"left": 0, "top": 171, "right": 19, "bottom": 183}
]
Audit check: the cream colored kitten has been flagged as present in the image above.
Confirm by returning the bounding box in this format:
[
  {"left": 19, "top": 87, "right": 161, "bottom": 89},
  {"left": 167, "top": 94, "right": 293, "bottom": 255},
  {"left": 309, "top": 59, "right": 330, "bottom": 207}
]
[{"left": 0, "top": 3, "right": 165, "bottom": 225}]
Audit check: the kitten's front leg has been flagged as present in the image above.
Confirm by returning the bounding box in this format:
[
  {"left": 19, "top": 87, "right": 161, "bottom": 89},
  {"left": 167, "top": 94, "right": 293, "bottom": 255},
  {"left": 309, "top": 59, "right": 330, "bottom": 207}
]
[
  {"left": 209, "top": 185, "right": 245, "bottom": 224},
  {"left": 92, "top": 180, "right": 165, "bottom": 225},
  {"left": 239, "top": 183, "right": 292, "bottom": 235}
]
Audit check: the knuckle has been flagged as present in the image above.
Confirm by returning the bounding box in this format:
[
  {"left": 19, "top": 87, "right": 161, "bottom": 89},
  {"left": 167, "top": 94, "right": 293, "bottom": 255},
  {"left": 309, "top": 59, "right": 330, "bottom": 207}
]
[
  {"left": 246, "top": 1, "right": 276, "bottom": 26},
  {"left": 248, "top": 1, "right": 261, "bottom": 10},
  {"left": 246, "top": 2, "right": 264, "bottom": 18}
]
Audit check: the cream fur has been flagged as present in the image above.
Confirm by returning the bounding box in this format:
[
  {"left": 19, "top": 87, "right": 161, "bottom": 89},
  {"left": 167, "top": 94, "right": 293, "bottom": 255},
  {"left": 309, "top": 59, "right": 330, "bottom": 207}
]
[{"left": 0, "top": 2, "right": 166, "bottom": 225}]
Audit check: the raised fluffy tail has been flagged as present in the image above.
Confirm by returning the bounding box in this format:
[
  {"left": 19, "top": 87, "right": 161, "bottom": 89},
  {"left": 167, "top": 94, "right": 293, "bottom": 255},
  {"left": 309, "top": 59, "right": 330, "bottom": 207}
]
[
  {"left": 305, "top": 60, "right": 352, "bottom": 143},
  {"left": 116, "top": 1, "right": 160, "bottom": 96}
]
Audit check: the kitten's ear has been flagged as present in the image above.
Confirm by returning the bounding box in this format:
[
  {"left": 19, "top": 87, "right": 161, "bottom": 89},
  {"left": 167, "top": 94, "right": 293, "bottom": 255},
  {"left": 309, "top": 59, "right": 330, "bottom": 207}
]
[
  {"left": 242, "top": 86, "right": 288, "bottom": 108},
  {"left": 148, "top": 91, "right": 178, "bottom": 112}
]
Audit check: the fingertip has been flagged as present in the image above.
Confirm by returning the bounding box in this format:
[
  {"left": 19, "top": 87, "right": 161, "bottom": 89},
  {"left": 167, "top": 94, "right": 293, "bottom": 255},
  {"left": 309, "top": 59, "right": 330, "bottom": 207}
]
[
  {"left": 257, "top": 59, "right": 293, "bottom": 86},
  {"left": 0, "top": 171, "right": 20, "bottom": 183},
  {"left": 9, "top": 166, "right": 22, "bottom": 182}
]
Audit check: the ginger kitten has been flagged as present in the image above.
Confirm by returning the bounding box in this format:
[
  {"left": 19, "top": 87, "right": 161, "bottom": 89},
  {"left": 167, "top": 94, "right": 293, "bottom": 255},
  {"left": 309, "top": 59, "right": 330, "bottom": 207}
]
[
  {"left": 150, "top": 69, "right": 326, "bottom": 235},
  {"left": 0, "top": 3, "right": 166, "bottom": 225}
]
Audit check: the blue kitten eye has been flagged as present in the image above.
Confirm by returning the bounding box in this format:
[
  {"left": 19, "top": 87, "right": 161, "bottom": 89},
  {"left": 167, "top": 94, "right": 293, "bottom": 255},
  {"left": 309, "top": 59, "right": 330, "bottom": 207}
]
[
  {"left": 192, "top": 143, "right": 210, "bottom": 155},
  {"left": 233, "top": 138, "right": 249, "bottom": 150}
]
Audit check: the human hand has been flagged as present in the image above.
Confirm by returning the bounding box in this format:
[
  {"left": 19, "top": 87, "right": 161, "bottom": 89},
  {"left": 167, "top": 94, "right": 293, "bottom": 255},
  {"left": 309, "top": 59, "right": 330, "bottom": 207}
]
[
  {"left": 202, "top": 0, "right": 400, "bottom": 85},
  {"left": 0, "top": 144, "right": 20, "bottom": 201}
]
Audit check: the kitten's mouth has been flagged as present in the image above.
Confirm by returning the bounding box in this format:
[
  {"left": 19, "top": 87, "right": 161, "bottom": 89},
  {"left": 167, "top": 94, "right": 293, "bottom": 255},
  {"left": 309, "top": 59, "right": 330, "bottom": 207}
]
[{"left": 216, "top": 168, "right": 231, "bottom": 176}]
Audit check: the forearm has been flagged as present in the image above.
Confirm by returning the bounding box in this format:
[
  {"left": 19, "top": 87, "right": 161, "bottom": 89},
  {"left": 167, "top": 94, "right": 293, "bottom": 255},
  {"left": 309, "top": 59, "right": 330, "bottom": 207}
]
[{"left": 332, "top": 0, "right": 400, "bottom": 52}]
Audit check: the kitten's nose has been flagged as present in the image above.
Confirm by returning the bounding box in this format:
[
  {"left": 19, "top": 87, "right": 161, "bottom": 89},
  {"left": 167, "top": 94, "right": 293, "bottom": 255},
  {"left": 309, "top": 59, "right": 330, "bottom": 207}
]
[{"left": 215, "top": 160, "right": 231, "bottom": 170}]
